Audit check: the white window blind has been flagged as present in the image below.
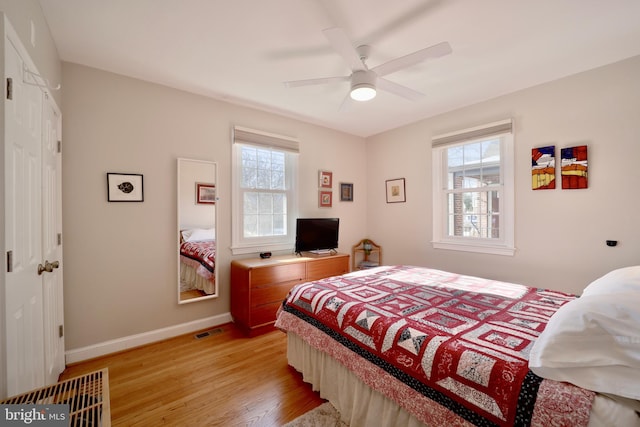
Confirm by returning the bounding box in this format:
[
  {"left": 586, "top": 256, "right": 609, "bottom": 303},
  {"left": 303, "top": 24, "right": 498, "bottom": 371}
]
[
  {"left": 432, "top": 119, "right": 513, "bottom": 147},
  {"left": 233, "top": 126, "right": 299, "bottom": 153}
]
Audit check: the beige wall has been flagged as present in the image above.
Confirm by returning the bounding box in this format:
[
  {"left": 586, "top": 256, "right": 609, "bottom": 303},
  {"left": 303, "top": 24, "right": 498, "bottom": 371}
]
[
  {"left": 61, "top": 62, "right": 367, "bottom": 350},
  {"left": 366, "top": 55, "right": 640, "bottom": 295}
]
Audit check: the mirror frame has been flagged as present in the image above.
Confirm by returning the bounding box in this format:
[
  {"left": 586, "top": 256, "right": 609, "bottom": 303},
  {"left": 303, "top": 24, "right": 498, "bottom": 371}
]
[{"left": 177, "top": 158, "right": 218, "bottom": 304}]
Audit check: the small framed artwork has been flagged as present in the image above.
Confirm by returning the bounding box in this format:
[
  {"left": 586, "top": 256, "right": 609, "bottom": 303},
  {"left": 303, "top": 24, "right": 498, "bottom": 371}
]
[
  {"left": 196, "top": 183, "right": 216, "bottom": 204},
  {"left": 561, "top": 145, "right": 588, "bottom": 189},
  {"left": 385, "top": 178, "right": 406, "bottom": 203},
  {"left": 319, "top": 170, "right": 333, "bottom": 188},
  {"left": 319, "top": 190, "right": 332, "bottom": 207},
  {"left": 340, "top": 183, "right": 353, "bottom": 202},
  {"left": 532, "top": 146, "right": 556, "bottom": 190},
  {"left": 107, "top": 173, "right": 144, "bottom": 202}
]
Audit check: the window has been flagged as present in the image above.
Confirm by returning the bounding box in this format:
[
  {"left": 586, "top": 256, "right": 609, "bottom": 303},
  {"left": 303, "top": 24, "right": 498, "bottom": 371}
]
[
  {"left": 432, "top": 119, "right": 514, "bottom": 255},
  {"left": 231, "top": 126, "right": 298, "bottom": 255}
]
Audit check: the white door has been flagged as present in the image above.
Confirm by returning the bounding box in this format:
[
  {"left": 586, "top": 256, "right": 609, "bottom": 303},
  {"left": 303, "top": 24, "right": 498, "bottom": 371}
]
[
  {"left": 4, "top": 25, "right": 64, "bottom": 396},
  {"left": 41, "top": 93, "right": 64, "bottom": 386},
  {"left": 4, "top": 36, "right": 45, "bottom": 396}
]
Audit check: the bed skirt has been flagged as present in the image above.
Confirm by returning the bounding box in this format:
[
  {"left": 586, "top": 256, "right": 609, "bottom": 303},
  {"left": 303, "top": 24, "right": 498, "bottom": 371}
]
[
  {"left": 288, "top": 331, "right": 438, "bottom": 427},
  {"left": 180, "top": 258, "right": 215, "bottom": 295},
  {"left": 286, "top": 332, "right": 640, "bottom": 427}
]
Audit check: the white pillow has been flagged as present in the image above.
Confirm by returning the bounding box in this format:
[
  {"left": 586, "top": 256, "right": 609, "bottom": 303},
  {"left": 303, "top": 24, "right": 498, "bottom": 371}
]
[
  {"left": 529, "top": 292, "right": 640, "bottom": 400},
  {"left": 182, "top": 228, "right": 215, "bottom": 242},
  {"left": 581, "top": 265, "right": 640, "bottom": 297}
]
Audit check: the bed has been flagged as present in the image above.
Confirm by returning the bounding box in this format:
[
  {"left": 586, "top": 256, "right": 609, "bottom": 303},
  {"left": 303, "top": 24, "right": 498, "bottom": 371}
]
[
  {"left": 275, "top": 265, "right": 640, "bottom": 427},
  {"left": 179, "top": 228, "right": 216, "bottom": 295}
]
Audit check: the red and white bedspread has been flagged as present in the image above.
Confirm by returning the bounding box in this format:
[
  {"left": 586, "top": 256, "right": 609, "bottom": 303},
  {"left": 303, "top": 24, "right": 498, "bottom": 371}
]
[
  {"left": 275, "top": 265, "right": 594, "bottom": 427},
  {"left": 180, "top": 240, "right": 216, "bottom": 280}
]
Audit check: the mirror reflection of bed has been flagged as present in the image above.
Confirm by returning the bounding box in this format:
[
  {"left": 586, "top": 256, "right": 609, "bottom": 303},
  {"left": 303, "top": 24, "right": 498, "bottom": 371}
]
[{"left": 177, "top": 158, "right": 218, "bottom": 303}]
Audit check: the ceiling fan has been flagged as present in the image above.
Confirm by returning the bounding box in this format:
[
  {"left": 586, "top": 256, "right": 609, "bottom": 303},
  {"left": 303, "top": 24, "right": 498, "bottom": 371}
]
[{"left": 284, "top": 27, "right": 452, "bottom": 103}]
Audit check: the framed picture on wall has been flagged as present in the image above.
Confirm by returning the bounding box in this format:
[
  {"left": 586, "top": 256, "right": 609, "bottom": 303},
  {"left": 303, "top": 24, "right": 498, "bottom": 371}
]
[
  {"left": 561, "top": 145, "right": 588, "bottom": 189},
  {"left": 319, "top": 170, "right": 333, "bottom": 188},
  {"left": 532, "top": 146, "right": 556, "bottom": 190},
  {"left": 319, "top": 190, "right": 332, "bottom": 207},
  {"left": 385, "top": 178, "right": 406, "bottom": 203},
  {"left": 107, "top": 173, "right": 144, "bottom": 202},
  {"left": 340, "top": 183, "right": 353, "bottom": 201},
  {"left": 196, "top": 183, "right": 216, "bottom": 204}
]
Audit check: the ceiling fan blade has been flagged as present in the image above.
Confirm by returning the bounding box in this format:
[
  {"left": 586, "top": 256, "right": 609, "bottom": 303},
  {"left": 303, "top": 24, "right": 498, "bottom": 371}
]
[
  {"left": 323, "top": 27, "right": 366, "bottom": 71},
  {"left": 338, "top": 93, "right": 353, "bottom": 112},
  {"left": 372, "top": 41, "right": 452, "bottom": 77},
  {"left": 284, "top": 75, "right": 349, "bottom": 88},
  {"left": 377, "top": 78, "right": 425, "bottom": 101}
]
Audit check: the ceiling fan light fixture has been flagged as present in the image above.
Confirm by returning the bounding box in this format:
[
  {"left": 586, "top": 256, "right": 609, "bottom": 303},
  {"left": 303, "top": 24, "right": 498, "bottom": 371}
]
[
  {"left": 350, "top": 70, "right": 377, "bottom": 101},
  {"left": 350, "top": 84, "right": 376, "bottom": 101}
]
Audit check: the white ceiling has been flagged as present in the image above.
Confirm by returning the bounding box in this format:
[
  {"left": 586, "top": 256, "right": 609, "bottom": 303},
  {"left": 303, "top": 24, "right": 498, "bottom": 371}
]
[{"left": 38, "top": 0, "right": 640, "bottom": 137}]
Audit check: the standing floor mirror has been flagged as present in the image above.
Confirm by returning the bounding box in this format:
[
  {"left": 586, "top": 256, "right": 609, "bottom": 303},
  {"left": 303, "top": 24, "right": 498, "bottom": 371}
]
[{"left": 177, "top": 158, "right": 218, "bottom": 303}]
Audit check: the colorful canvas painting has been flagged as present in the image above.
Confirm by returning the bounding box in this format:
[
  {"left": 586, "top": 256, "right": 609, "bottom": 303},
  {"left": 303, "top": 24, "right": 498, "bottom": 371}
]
[
  {"left": 531, "top": 146, "right": 555, "bottom": 190},
  {"left": 561, "top": 145, "right": 588, "bottom": 189}
]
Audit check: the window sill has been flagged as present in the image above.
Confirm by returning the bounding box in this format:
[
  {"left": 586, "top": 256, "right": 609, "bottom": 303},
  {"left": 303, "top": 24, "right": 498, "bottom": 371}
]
[
  {"left": 432, "top": 240, "right": 515, "bottom": 256},
  {"left": 231, "top": 242, "right": 293, "bottom": 256}
]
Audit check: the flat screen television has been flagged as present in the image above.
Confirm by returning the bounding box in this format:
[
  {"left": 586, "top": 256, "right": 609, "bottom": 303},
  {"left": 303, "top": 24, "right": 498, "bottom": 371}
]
[{"left": 295, "top": 218, "right": 339, "bottom": 254}]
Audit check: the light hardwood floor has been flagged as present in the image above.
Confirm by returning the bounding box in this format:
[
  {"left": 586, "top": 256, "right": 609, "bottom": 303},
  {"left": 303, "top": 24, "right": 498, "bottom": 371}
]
[{"left": 60, "top": 324, "right": 324, "bottom": 426}]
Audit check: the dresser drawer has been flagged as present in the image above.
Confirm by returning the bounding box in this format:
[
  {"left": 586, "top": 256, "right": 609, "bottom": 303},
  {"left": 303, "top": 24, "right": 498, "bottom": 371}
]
[
  {"left": 307, "top": 255, "right": 349, "bottom": 281},
  {"left": 251, "top": 281, "right": 299, "bottom": 308},
  {"left": 250, "top": 263, "right": 305, "bottom": 286},
  {"left": 251, "top": 301, "right": 283, "bottom": 327}
]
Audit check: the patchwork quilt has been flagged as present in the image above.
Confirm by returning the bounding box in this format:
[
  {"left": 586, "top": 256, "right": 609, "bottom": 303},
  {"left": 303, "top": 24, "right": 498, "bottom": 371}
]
[
  {"left": 180, "top": 240, "right": 216, "bottom": 277},
  {"left": 275, "top": 265, "right": 594, "bottom": 427}
]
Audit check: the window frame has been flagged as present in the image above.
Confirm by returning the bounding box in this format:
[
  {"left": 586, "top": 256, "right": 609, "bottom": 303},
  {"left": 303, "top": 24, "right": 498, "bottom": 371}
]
[
  {"left": 432, "top": 120, "right": 515, "bottom": 256},
  {"left": 231, "top": 126, "right": 298, "bottom": 255}
]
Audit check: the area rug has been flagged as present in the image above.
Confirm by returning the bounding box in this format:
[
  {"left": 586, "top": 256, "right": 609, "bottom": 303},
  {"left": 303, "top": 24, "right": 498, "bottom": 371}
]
[{"left": 283, "top": 402, "right": 348, "bottom": 427}]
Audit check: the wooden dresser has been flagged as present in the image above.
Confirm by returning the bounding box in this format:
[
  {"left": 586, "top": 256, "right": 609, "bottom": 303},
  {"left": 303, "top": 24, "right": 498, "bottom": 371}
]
[{"left": 230, "top": 253, "right": 349, "bottom": 336}]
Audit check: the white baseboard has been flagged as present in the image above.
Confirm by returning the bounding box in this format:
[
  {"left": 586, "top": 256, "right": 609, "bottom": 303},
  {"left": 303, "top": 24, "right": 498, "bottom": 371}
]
[{"left": 64, "top": 313, "right": 233, "bottom": 364}]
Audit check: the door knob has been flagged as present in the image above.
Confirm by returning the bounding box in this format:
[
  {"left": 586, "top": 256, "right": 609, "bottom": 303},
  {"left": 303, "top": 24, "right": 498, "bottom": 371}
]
[
  {"left": 37, "top": 263, "right": 52, "bottom": 275},
  {"left": 37, "top": 260, "right": 60, "bottom": 275}
]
